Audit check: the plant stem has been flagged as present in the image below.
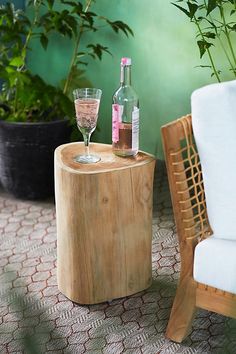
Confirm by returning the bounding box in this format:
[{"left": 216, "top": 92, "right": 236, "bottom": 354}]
[
  {"left": 217, "top": 36, "right": 235, "bottom": 74},
  {"left": 21, "top": 0, "right": 42, "bottom": 64},
  {"left": 194, "top": 16, "right": 221, "bottom": 82},
  {"left": 63, "top": 27, "right": 84, "bottom": 95},
  {"left": 13, "top": 83, "right": 18, "bottom": 115},
  {"left": 203, "top": 0, "right": 236, "bottom": 77},
  {"left": 63, "top": 0, "right": 93, "bottom": 96},
  {"left": 14, "top": 1, "right": 42, "bottom": 115},
  {"left": 219, "top": 1, "right": 236, "bottom": 67}
]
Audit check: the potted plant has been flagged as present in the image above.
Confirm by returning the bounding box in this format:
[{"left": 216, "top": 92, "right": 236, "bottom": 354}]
[
  {"left": 0, "top": 0, "right": 133, "bottom": 199},
  {"left": 172, "top": 0, "right": 236, "bottom": 81}
]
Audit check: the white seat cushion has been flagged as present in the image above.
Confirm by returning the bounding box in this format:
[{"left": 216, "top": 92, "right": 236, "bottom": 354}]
[
  {"left": 194, "top": 237, "right": 236, "bottom": 294},
  {"left": 191, "top": 80, "right": 236, "bottom": 241}
]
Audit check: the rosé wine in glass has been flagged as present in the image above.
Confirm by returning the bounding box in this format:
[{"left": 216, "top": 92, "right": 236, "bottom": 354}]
[
  {"left": 73, "top": 88, "right": 102, "bottom": 164},
  {"left": 75, "top": 98, "right": 100, "bottom": 135}
]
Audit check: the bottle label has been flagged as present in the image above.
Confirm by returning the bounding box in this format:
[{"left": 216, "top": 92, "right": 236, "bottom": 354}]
[
  {"left": 112, "top": 104, "right": 123, "bottom": 143},
  {"left": 132, "top": 107, "right": 139, "bottom": 151}
]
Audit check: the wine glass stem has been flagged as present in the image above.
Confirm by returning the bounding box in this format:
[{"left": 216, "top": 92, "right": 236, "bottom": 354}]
[{"left": 83, "top": 133, "right": 91, "bottom": 157}]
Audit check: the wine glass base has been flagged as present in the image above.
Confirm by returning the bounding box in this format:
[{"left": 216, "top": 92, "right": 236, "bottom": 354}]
[{"left": 73, "top": 154, "right": 101, "bottom": 164}]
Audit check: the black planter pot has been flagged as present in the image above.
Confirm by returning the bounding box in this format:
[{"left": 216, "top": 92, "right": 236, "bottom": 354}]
[{"left": 0, "top": 119, "right": 71, "bottom": 200}]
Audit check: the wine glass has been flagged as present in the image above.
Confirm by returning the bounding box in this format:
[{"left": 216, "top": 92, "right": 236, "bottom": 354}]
[{"left": 73, "top": 88, "right": 102, "bottom": 164}]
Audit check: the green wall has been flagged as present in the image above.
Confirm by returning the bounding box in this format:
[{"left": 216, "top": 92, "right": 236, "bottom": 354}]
[
  {"left": 2, "top": 0, "right": 24, "bottom": 7},
  {"left": 28, "top": 0, "right": 231, "bottom": 158}
]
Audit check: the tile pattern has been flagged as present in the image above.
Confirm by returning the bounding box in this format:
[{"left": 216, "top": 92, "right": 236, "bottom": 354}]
[{"left": 0, "top": 161, "right": 234, "bottom": 353}]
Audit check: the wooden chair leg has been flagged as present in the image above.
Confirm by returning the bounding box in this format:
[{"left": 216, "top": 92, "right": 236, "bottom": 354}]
[{"left": 166, "top": 277, "right": 197, "bottom": 343}]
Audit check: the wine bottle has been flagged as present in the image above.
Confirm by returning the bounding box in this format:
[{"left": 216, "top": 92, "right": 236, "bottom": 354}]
[{"left": 112, "top": 57, "right": 139, "bottom": 157}]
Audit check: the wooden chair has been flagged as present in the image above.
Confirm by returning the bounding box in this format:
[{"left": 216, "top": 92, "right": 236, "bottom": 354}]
[{"left": 161, "top": 114, "right": 236, "bottom": 343}]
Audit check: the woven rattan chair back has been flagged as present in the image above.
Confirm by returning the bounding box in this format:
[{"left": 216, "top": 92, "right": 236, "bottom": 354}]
[{"left": 162, "top": 114, "right": 212, "bottom": 243}]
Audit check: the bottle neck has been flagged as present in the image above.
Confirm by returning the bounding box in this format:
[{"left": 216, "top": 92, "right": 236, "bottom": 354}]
[{"left": 120, "top": 65, "right": 131, "bottom": 86}]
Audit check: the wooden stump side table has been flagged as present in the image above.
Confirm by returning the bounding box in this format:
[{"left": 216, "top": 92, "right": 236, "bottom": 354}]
[{"left": 55, "top": 142, "right": 156, "bottom": 304}]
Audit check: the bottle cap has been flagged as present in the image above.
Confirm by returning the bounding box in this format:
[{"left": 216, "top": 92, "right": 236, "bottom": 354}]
[{"left": 121, "top": 57, "right": 131, "bottom": 66}]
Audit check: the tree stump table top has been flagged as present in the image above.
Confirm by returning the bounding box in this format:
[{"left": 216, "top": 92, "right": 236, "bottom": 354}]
[{"left": 56, "top": 142, "right": 155, "bottom": 173}]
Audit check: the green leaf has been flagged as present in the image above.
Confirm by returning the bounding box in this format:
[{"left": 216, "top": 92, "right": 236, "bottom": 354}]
[
  {"left": 105, "top": 19, "right": 134, "bottom": 37},
  {"left": 87, "top": 44, "right": 112, "bottom": 60},
  {"left": 77, "top": 51, "right": 86, "bottom": 57},
  {"left": 195, "top": 65, "right": 212, "bottom": 68},
  {"left": 64, "top": 15, "right": 78, "bottom": 36},
  {"left": 197, "top": 40, "right": 213, "bottom": 58},
  {"left": 61, "top": 0, "right": 77, "bottom": 6},
  {"left": 230, "top": 24, "right": 236, "bottom": 31},
  {"left": 80, "top": 12, "right": 95, "bottom": 27},
  {"left": 40, "top": 33, "right": 48, "bottom": 50},
  {"left": 211, "top": 69, "right": 221, "bottom": 77},
  {"left": 203, "top": 31, "right": 216, "bottom": 39},
  {"left": 46, "top": 0, "right": 54, "bottom": 9},
  {"left": 71, "top": 2, "right": 83, "bottom": 15},
  {"left": 187, "top": 1, "right": 198, "bottom": 19},
  {"left": 172, "top": 2, "right": 190, "bottom": 18},
  {"left": 76, "top": 60, "right": 88, "bottom": 66},
  {"left": 7, "top": 72, "right": 18, "bottom": 87},
  {"left": 5, "top": 65, "right": 16, "bottom": 74},
  {"left": 9, "top": 56, "right": 24, "bottom": 67},
  {"left": 206, "top": 0, "right": 217, "bottom": 15}
]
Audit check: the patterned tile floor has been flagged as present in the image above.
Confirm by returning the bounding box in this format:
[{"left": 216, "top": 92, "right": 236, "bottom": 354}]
[{"left": 0, "top": 161, "right": 235, "bottom": 353}]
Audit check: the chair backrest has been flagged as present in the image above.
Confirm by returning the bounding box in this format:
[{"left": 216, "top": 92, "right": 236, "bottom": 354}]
[
  {"left": 161, "top": 115, "right": 212, "bottom": 249},
  {"left": 192, "top": 80, "right": 236, "bottom": 241}
]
